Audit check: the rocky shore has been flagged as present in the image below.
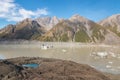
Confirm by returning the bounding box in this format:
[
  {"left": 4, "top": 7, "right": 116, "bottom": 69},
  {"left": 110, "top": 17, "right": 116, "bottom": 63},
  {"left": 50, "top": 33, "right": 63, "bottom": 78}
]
[{"left": 0, "top": 57, "right": 112, "bottom": 80}]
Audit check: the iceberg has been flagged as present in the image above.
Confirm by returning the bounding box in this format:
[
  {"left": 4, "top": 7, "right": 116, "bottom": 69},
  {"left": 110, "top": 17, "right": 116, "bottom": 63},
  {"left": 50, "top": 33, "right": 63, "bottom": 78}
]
[{"left": 0, "top": 54, "right": 5, "bottom": 59}]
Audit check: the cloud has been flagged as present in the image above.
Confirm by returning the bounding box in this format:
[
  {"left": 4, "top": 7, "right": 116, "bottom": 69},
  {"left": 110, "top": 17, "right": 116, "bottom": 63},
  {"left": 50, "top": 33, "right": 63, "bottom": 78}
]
[{"left": 0, "top": 0, "right": 48, "bottom": 22}]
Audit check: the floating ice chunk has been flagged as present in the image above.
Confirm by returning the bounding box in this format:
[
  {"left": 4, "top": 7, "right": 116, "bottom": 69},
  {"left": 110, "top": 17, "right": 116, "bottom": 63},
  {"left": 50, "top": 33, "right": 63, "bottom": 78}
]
[
  {"left": 62, "top": 49, "right": 67, "bottom": 53},
  {"left": 110, "top": 68, "right": 116, "bottom": 71},
  {"left": 41, "top": 45, "right": 48, "bottom": 50},
  {"left": 117, "top": 54, "right": 120, "bottom": 58},
  {"left": 90, "top": 51, "right": 118, "bottom": 58},
  {"left": 117, "top": 66, "right": 120, "bottom": 69},
  {"left": 94, "top": 57, "right": 99, "bottom": 59},
  {"left": 96, "top": 52, "right": 108, "bottom": 58},
  {"left": 0, "top": 55, "right": 5, "bottom": 59},
  {"left": 106, "top": 65, "right": 111, "bottom": 68},
  {"left": 109, "top": 52, "right": 116, "bottom": 57},
  {"left": 90, "top": 52, "right": 95, "bottom": 56},
  {"left": 118, "top": 57, "right": 120, "bottom": 58},
  {"left": 90, "top": 65, "right": 95, "bottom": 68},
  {"left": 108, "top": 61, "right": 113, "bottom": 64}
]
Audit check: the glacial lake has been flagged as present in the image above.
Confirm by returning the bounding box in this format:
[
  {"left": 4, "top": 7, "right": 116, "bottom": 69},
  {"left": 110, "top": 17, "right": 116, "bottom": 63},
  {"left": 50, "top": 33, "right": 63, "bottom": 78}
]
[{"left": 0, "top": 42, "right": 120, "bottom": 74}]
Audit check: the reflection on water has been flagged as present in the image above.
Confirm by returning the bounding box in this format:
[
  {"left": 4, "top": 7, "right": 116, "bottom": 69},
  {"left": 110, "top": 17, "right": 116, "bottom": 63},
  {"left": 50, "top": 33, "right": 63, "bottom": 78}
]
[{"left": 0, "top": 43, "right": 120, "bottom": 74}]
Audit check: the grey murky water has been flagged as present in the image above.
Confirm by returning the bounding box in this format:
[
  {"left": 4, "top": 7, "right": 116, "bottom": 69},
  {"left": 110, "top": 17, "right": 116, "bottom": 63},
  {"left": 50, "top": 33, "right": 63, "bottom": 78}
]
[{"left": 0, "top": 42, "right": 120, "bottom": 74}]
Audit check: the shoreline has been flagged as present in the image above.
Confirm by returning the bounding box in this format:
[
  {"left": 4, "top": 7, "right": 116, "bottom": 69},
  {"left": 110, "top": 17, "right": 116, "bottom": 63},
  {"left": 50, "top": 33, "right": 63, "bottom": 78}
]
[
  {"left": 1, "top": 40, "right": 118, "bottom": 47},
  {"left": 0, "top": 40, "right": 120, "bottom": 45}
]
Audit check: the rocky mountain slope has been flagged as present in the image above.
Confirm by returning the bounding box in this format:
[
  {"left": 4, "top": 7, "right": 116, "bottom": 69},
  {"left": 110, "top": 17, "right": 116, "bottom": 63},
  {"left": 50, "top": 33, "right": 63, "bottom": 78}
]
[
  {"left": 0, "top": 14, "right": 120, "bottom": 43},
  {"left": 39, "top": 15, "right": 119, "bottom": 43},
  {"left": 0, "top": 18, "right": 46, "bottom": 40},
  {"left": 99, "top": 14, "right": 120, "bottom": 37},
  {"left": 35, "top": 16, "right": 60, "bottom": 30},
  {"left": 0, "top": 57, "right": 111, "bottom": 80}
]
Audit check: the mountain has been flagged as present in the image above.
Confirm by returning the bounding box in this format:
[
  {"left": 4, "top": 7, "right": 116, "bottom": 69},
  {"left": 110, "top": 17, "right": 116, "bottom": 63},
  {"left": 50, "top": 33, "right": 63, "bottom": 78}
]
[
  {"left": 38, "top": 15, "right": 110, "bottom": 43},
  {"left": 0, "top": 18, "right": 46, "bottom": 40},
  {"left": 0, "top": 14, "right": 120, "bottom": 43},
  {"left": 99, "top": 14, "right": 120, "bottom": 37},
  {"left": 35, "top": 16, "right": 60, "bottom": 30}
]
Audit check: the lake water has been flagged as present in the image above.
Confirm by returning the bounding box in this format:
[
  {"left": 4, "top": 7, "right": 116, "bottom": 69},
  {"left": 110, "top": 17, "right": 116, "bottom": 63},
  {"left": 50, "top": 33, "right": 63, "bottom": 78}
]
[
  {"left": 0, "top": 42, "right": 120, "bottom": 74},
  {"left": 22, "top": 63, "right": 39, "bottom": 68}
]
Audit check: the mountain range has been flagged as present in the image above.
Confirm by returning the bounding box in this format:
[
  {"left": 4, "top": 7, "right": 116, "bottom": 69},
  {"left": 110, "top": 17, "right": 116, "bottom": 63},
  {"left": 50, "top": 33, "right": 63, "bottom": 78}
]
[{"left": 0, "top": 14, "right": 120, "bottom": 43}]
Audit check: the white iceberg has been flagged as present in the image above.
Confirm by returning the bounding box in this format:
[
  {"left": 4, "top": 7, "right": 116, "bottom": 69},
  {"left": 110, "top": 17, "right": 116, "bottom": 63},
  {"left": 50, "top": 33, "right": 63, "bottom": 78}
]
[
  {"left": 109, "top": 52, "right": 116, "bottom": 57},
  {"left": 0, "top": 55, "right": 5, "bottom": 59},
  {"left": 106, "top": 65, "right": 112, "bottom": 68},
  {"left": 96, "top": 52, "right": 108, "bottom": 58},
  {"left": 108, "top": 61, "right": 113, "bottom": 64},
  {"left": 62, "top": 49, "right": 67, "bottom": 53}
]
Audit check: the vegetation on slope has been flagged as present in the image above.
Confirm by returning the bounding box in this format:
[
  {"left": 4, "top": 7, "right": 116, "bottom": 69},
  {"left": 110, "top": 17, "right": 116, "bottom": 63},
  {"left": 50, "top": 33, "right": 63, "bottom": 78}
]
[
  {"left": 90, "top": 24, "right": 106, "bottom": 42},
  {"left": 107, "top": 26, "right": 120, "bottom": 37},
  {"left": 75, "top": 30, "right": 91, "bottom": 42}
]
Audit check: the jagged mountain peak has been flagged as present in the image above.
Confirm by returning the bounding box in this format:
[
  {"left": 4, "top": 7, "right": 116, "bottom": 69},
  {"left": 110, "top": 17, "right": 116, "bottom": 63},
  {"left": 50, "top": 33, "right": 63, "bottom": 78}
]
[
  {"left": 21, "top": 18, "right": 33, "bottom": 23},
  {"left": 52, "top": 16, "right": 58, "bottom": 19},
  {"left": 99, "top": 14, "right": 120, "bottom": 33},
  {"left": 0, "top": 24, "right": 15, "bottom": 34},
  {"left": 24, "top": 18, "right": 33, "bottom": 21},
  {"left": 16, "top": 18, "right": 34, "bottom": 26},
  {"left": 69, "top": 14, "right": 91, "bottom": 23},
  {"left": 37, "top": 16, "right": 51, "bottom": 20},
  {"left": 50, "top": 16, "right": 59, "bottom": 24},
  {"left": 35, "top": 16, "right": 60, "bottom": 30},
  {"left": 0, "top": 17, "right": 46, "bottom": 40},
  {"left": 107, "top": 14, "right": 120, "bottom": 19},
  {"left": 70, "top": 14, "right": 86, "bottom": 19},
  {"left": 99, "top": 14, "right": 120, "bottom": 26}
]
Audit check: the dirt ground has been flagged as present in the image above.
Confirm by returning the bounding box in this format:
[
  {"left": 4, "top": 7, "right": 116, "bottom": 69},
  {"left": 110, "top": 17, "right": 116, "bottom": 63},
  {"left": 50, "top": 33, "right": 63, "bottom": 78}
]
[{"left": 0, "top": 57, "right": 111, "bottom": 80}]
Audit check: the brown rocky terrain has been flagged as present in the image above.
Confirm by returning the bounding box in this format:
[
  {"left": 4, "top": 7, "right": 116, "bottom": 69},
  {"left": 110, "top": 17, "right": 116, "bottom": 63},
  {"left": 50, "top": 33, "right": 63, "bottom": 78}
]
[
  {"left": 0, "top": 57, "right": 111, "bottom": 80},
  {"left": 35, "top": 16, "right": 60, "bottom": 31},
  {"left": 0, "top": 18, "right": 46, "bottom": 40},
  {"left": 39, "top": 15, "right": 108, "bottom": 42},
  {"left": 104, "top": 73, "right": 120, "bottom": 80},
  {"left": 99, "top": 14, "right": 120, "bottom": 37}
]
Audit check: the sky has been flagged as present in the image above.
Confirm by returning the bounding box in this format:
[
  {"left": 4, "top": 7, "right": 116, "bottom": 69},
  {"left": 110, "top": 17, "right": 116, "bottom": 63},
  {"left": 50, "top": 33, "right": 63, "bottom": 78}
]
[{"left": 0, "top": 0, "right": 120, "bottom": 28}]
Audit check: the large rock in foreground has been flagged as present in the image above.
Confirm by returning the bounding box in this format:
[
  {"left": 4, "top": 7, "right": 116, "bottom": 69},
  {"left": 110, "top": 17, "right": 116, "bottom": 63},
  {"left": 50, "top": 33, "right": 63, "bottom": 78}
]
[{"left": 0, "top": 57, "right": 110, "bottom": 80}]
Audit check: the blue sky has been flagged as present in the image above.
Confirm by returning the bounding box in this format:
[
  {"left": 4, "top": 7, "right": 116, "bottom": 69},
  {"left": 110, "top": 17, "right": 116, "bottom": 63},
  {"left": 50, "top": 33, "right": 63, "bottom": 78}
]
[{"left": 0, "top": 0, "right": 120, "bottom": 28}]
